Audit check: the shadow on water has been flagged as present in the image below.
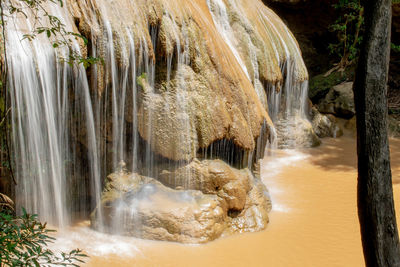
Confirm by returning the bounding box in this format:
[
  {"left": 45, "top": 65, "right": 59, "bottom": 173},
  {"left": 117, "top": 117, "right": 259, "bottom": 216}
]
[
  {"left": 389, "top": 138, "right": 400, "bottom": 184},
  {"left": 302, "top": 134, "right": 357, "bottom": 171},
  {"left": 301, "top": 130, "right": 400, "bottom": 184}
]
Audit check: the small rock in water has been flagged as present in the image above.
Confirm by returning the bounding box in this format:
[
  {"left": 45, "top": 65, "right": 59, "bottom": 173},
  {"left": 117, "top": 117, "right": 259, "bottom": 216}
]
[{"left": 310, "top": 107, "right": 343, "bottom": 138}]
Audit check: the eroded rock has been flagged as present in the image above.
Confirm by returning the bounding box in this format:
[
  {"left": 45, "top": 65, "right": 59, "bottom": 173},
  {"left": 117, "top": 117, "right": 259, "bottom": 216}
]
[
  {"left": 310, "top": 107, "right": 343, "bottom": 138},
  {"left": 159, "top": 159, "right": 250, "bottom": 210},
  {"left": 91, "top": 160, "right": 271, "bottom": 243},
  {"left": 91, "top": 170, "right": 226, "bottom": 243},
  {"left": 275, "top": 115, "right": 321, "bottom": 148},
  {"left": 67, "top": 0, "right": 310, "bottom": 164},
  {"left": 158, "top": 159, "right": 272, "bottom": 233}
]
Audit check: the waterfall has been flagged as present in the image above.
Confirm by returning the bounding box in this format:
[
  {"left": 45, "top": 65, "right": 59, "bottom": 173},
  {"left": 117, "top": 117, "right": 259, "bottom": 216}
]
[
  {"left": 207, "top": 0, "right": 311, "bottom": 149},
  {"left": 5, "top": 1, "right": 101, "bottom": 226},
  {"left": 3, "top": 0, "right": 309, "bottom": 229}
]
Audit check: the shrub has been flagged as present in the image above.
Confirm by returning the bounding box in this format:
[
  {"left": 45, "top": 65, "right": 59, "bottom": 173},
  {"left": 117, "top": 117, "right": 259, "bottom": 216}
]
[{"left": 0, "top": 208, "right": 87, "bottom": 267}]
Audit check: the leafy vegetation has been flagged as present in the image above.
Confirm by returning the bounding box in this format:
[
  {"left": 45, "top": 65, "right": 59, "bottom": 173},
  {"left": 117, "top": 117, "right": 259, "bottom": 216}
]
[
  {"left": 328, "top": 0, "right": 364, "bottom": 71},
  {"left": 137, "top": 72, "right": 148, "bottom": 89},
  {"left": 328, "top": 0, "right": 400, "bottom": 72},
  {"left": 0, "top": 208, "right": 87, "bottom": 266},
  {"left": 5, "top": 0, "right": 102, "bottom": 68},
  {"left": 391, "top": 42, "right": 400, "bottom": 53}
]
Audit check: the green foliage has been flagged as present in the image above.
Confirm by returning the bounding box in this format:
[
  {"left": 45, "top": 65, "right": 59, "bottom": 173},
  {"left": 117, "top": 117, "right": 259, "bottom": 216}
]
[
  {"left": 329, "top": 0, "right": 399, "bottom": 69},
  {"left": 75, "top": 56, "right": 104, "bottom": 69},
  {"left": 328, "top": 0, "right": 364, "bottom": 68},
  {"left": 0, "top": 208, "right": 87, "bottom": 267},
  {"left": 137, "top": 72, "right": 148, "bottom": 88},
  {"left": 5, "top": 0, "right": 101, "bottom": 68},
  {"left": 391, "top": 42, "right": 400, "bottom": 53}
]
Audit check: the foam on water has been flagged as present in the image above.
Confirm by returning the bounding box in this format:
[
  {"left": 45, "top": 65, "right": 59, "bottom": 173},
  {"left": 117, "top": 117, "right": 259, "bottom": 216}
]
[
  {"left": 261, "top": 149, "right": 309, "bottom": 213},
  {"left": 52, "top": 225, "right": 142, "bottom": 257}
]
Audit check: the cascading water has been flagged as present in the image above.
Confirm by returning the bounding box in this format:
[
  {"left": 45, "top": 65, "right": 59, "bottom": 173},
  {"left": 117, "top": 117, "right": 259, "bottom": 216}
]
[
  {"left": 5, "top": 1, "right": 102, "bottom": 226},
  {"left": 3, "top": 0, "right": 311, "bottom": 241},
  {"left": 207, "top": 0, "right": 311, "bottom": 149}
]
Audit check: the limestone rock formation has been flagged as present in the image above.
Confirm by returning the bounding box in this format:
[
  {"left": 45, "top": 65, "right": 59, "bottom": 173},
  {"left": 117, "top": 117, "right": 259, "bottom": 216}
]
[
  {"left": 158, "top": 159, "right": 268, "bottom": 210},
  {"left": 66, "top": 0, "right": 309, "bottom": 163},
  {"left": 310, "top": 107, "right": 343, "bottom": 138},
  {"left": 0, "top": 193, "right": 14, "bottom": 214},
  {"left": 6, "top": 0, "right": 311, "bottom": 235},
  {"left": 274, "top": 115, "right": 321, "bottom": 148},
  {"left": 91, "top": 170, "right": 226, "bottom": 243},
  {"left": 91, "top": 159, "right": 271, "bottom": 243}
]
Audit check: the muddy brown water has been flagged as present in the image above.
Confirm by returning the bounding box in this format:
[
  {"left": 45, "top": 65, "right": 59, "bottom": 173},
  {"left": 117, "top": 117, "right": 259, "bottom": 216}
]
[{"left": 52, "top": 134, "right": 400, "bottom": 267}]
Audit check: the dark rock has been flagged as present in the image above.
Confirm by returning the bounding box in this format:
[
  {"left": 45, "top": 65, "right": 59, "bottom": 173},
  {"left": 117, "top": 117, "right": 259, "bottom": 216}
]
[
  {"left": 317, "top": 82, "right": 355, "bottom": 119},
  {"left": 309, "top": 69, "right": 355, "bottom": 103}
]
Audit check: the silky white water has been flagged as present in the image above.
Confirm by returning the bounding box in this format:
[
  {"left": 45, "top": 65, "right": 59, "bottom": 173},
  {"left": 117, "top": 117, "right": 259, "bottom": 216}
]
[{"left": 4, "top": 0, "right": 310, "bottom": 232}]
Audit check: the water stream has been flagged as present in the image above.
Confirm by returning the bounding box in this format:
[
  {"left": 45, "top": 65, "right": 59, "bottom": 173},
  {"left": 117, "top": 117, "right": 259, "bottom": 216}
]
[{"left": 50, "top": 134, "right": 400, "bottom": 266}]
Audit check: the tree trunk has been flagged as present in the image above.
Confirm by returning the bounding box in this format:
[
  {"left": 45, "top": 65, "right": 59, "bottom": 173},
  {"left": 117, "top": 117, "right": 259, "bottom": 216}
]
[{"left": 354, "top": 0, "right": 400, "bottom": 266}]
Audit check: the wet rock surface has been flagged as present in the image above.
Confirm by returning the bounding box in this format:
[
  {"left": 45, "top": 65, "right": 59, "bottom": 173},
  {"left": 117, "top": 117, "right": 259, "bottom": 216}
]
[
  {"left": 5, "top": 0, "right": 315, "bottom": 237},
  {"left": 91, "top": 171, "right": 226, "bottom": 243},
  {"left": 275, "top": 115, "right": 321, "bottom": 148},
  {"left": 67, "top": 0, "right": 312, "bottom": 165},
  {"left": 310, "top": 107, "right": 343, "bottom": 138},
  {"left": 91, "top": 160, "right": 271, "bottom": 243}
]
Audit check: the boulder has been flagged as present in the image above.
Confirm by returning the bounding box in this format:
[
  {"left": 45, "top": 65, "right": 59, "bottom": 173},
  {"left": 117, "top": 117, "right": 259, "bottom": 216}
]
[
  {"left": 228, "top": 178, "right": 271, "bottom": 233},
  {"left": 91, "top": 160, "right": 271, "bottom": 243},
  {"left": 317, "top": 82, "right": 355, "bottom": 119},
  {"left": 310, "top": 107, "right": 343, "bottom": 138},
  {"left": 91, "top": 169, "right": 227, "bottom": 243},
  {"left": 275, "top": 115, "right": 321, "bottom": 148},
  {"left": 308, "top": 70, "right": 354, "bottom": 103},
  {"left": 159, "top": 159, "right": 272, "bottom": 233},
  {"left": 160, "top": 159, "right": 252, "bottom": 211}
]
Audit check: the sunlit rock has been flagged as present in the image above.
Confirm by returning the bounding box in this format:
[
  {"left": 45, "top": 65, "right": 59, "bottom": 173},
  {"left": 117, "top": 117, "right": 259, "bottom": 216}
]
[
  {"left": 310, "top": 107, "right": 343, "bottom": 138},
  {"left": 67, "top": 0, "right": 311, "bottom": 162},
  {"left": 8, "top": 0, "right": 310, "bottom": 233},
  {"left": 92, "top": 160, "right": 271, "bottom": 243},
  {"left": 275, "top": 115, "right": 321, "bottom": 148},
  {"left": 159, "top": 159, "right": 253, "bottom": 210},
  {"left": 158, "top": 159, "right": 272, "bottom": 234},
  {"left": 91, "top": 170, "right": 226, "bottom": 243}
]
